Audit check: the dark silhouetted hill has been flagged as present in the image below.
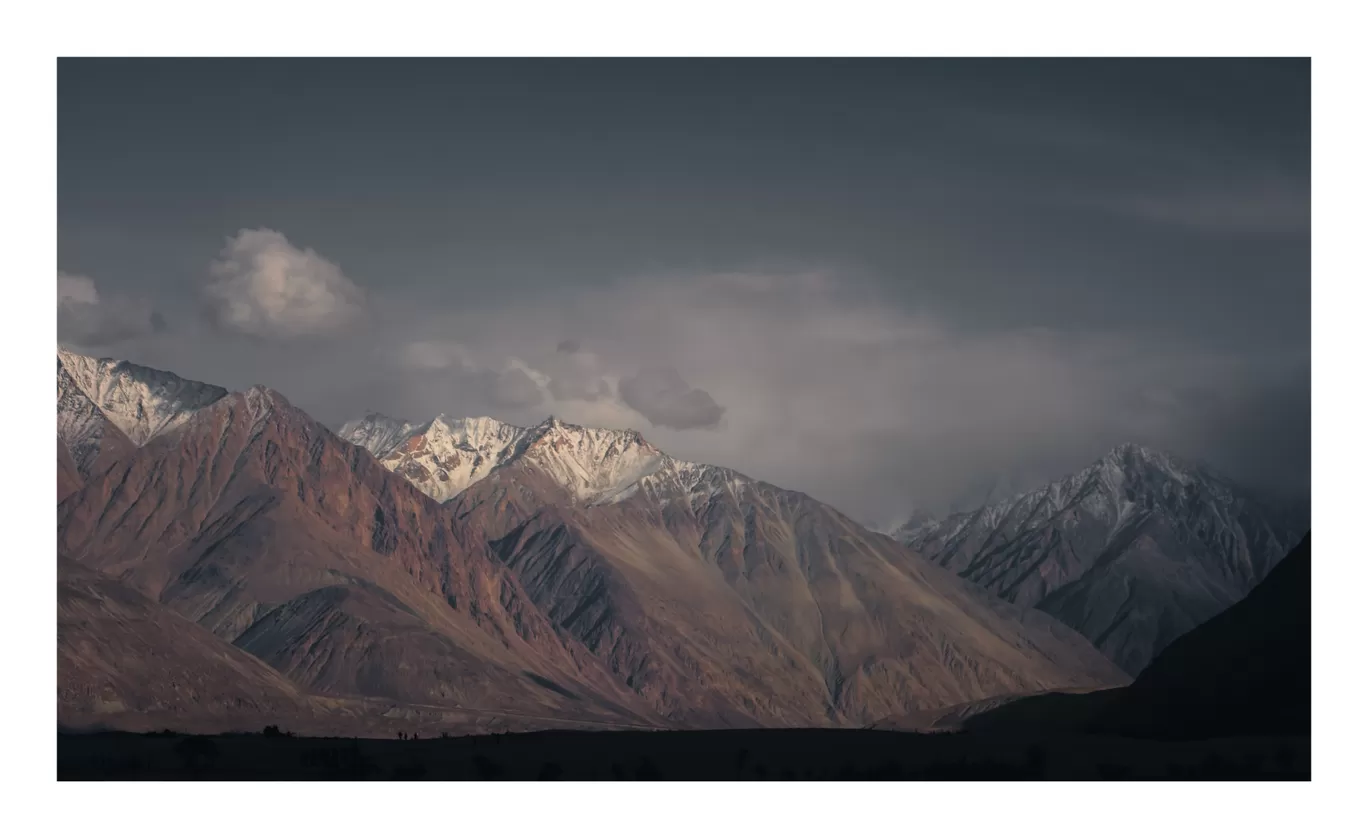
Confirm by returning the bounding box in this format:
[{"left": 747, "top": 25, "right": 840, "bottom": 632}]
[{"left": 960, "top": 532, "right": 1310, "bottom": 740}]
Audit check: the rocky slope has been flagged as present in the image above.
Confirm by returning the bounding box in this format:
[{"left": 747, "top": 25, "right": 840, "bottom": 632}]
[{"left": 895, "top": 444, "right": 1306, "bottom": 674}]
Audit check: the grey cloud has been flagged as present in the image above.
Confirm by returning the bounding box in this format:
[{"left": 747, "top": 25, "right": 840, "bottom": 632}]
[
  {"left": 618, "top": 366, "right": 725, "bottom": 431},
  {"left": 543, "top": 342, "right": 613, "bottom": 402},
  {"left": 1089, "top": 176, "right": 1310, "bottom": 235},
  {"left": 399, "top": 340, "right": 474, "bottom": 372},
  {"left": 202, "top": 228, "right": 368, "bottom": 339},
  {"left": 57, "top": 272, "right": 164, "bottom": 347},
  {"left": 487, "top": 366, "right": 544, "bottom": 410},
  {"left": 391, "top": 340, "right": 544, "bottom": 415},
  {"left": 378, "top": 270, "right": 1305, "bottom": 522}
]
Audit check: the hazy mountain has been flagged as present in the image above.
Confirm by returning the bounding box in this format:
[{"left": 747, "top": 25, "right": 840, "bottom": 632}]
[{"left": 895, "top": 444, "right": 1306, "bottom": 674}]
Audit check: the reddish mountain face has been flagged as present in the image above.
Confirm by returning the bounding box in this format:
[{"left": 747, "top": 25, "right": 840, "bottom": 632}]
[
  {"left": 58, "top": 385, "right": 659, "bottom": 729},
  {"left": 453, "top": 460, "right": 1127, "bottom": 727},
  {"left": 58, "top": 554, "right": 315, "bottom": 731},
  {"left": 57, "top": 349, "right": 1126, "bottom": 734}
]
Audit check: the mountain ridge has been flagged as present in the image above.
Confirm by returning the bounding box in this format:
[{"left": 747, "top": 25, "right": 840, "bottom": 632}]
[
  {"left": 57, "top": 348, "right": 1128, "bottom": 731},
  {"left": 894, "top": 441, "right": 1305, "bottom": 674}
]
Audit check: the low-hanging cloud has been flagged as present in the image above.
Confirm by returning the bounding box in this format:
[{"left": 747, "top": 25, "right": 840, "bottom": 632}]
[
  {"left": 544, "top": 340, "right": 613, "bottom": 402},
  {"left": 618, "top": 366, "right": 725, "bottom": 430},
  {"left": 58, "top": 272, "right": 165, "bottom": 347},
  {"left": 391, "top": 339, "right": 543, "bottom": 416},
  {"left": 203, "top": 228, "right": 368, "bottom": 339},
  {"left": 363, "top": 269, "right": 1306, "bottom": 522},
  {"left": 487, "top": 366, "right": 545, "bottom": 410}
]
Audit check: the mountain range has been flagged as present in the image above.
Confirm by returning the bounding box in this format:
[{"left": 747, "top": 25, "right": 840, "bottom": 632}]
[
  {"left": 56, "top": 347, "right": 1302, "bottom": 735},
  {"left": 892, "top": 444, "right": 1306, "bottom": 674}
]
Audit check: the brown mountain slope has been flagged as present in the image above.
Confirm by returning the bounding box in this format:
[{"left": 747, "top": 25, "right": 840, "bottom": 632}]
[
  {"left": 58, "top": 440, "right": 83, "bottom": 503},
  {"left": 58, "top": 555, "right": 314, "bottom": 730},
  {"left": 453, "top": 453, "right": 1127, "bottom": 727},
  {"left": 57, "top": 387, "right": 659, "bottom": 728}
]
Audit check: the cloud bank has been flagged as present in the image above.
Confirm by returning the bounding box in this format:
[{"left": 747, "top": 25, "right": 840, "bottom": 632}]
[
  {"left": 80, "top": 261, "right": 1307, "bottom": 524},
  {"left": 57, "top": 272, "right": 165, "bottom": 347},
  {"left": 357, "top": 270, "right": 1306, "bottom": 522}
]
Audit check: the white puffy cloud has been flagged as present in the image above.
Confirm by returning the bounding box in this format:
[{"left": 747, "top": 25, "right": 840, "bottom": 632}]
[{"left": 203, "top": 228, "right": 367, "bottom": 338}]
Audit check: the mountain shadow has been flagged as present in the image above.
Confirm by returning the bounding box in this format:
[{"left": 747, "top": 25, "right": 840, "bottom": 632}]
[{"left": 960, "top": 531, "right": 1311, "bottom": 741}]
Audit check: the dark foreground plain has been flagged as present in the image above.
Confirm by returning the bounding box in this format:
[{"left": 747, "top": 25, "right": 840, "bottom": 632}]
[{"left": 58, "top": 728, "right": 1309, "bottom": 781}]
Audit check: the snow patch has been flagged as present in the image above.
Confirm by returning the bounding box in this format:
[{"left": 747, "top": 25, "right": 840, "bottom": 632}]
[
  {"left": 57, "top": 348, "right": 229, "bottom": 448},
  {"left": 340, "top": 411, "right": 750, "bottom": 507}
]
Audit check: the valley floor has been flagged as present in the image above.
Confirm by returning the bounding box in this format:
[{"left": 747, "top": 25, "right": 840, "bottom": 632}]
[{"left": 57, "top": 729, "right": 1310, "bottom": 781}]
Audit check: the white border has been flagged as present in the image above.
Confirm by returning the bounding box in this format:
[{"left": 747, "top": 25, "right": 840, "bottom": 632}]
[{"left": 2, "top": 0, "right": 1357, "bottom": 832}]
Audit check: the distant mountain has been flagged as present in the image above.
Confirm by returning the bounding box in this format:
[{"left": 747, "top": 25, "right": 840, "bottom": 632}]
[
  {"left": 954, "top": 532, "right": 1311, "bottom": 741},
  {"left": 895, "top": 443, "right": 1306, "bottom": 674},
  {"left": 54, "top": 347, "right": 1127, "bottom": 735},
  {"left": 349, "top": 410, "right": 1127, "bottom": 725},
  {"left": 339, "top": 413, "right": 669, "bottom": 506}
]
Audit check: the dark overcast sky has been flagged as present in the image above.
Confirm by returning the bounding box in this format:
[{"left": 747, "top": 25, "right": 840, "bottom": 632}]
[{"left": 57, "top": 58, "right": 1310, "bottom": 524}]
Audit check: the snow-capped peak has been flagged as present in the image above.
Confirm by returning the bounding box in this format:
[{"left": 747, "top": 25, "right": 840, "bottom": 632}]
[
  {"left": 57, "top": 347, "right": 229, "bottom": 448},
  {"left": 340, "top": 412, "right": 537, "bottom": 503},
  {"left": 520, "top": 417, "right": 668, "bottom": 503},
  {"left": 337, "top": 412, "right": 426, "bottom": 459},
  {"left": 895, "top": 442, "right": 1234, "bottom": 548},
  {"left": 340, "top": 410, "right": 730, "bottom": 505}
]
